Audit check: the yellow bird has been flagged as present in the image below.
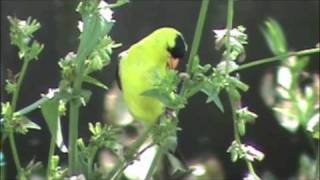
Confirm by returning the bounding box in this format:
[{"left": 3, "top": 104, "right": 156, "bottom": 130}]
[{"left": 117, "top": 27, "right": 187, "bottom": 125}]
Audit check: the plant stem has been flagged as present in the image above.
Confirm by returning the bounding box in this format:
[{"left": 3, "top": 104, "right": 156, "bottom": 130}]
[
  {"left": 180, "top": 0, "right": 210, "bottom": 100},
  {"left": 47, "top": 134, "right": 56, "bottom": 179},
  {"left": 8, "top": 133, "right": 21, "bottom": 174},
  {"left": 11, "top": 61, "right": 29, "bottom": 111},
  {"left": 186, "top": 0, "right": 210, "bottom": 73},
  {"left": 68, "top": 43, "right": 89, "bottom": 174},
  {"left": 316, "top": 145, "right": 319, "bottom": 180},
  {"left": 107, "top": 0, "right": 130, "bottom": 8},
  {"left": 68, "top": 98, "right": 80, "bottom": 174},
  {"left": 105, "top": 123, "right": 154, "bottom": 179},
  {"left": 224, "top": 0, "right": 260, "bottom": 179},
  {"left": 228, "top": 96, "right": 260, "bottom": 179},
  {"left": 8, "top": 60, "right": 31, "bottom": 177},
  {"left": 226, "top": 0, "right": 234, "bottom": 52},
  {"left": 225, "top": 0, "right": 234, "bottom": 73},
  {"left": 233, "top": 48, "right": 320, "bottom": 72},
  {"left": 14, "top": 95, "right": 51, "bottom": 116},
  {"left": 145, "top": 146, "right": 163, "bottom": 180}
]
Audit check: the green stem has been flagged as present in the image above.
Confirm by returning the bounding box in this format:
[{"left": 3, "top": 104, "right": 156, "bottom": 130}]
[
  {"left": 228, "top": 95, "right": 260, "bottom": 179},
  {"left": 225, "top": 0, "right": 234, "bottom": 73},
  {"left": 224, "top": 0, "right": 260, "bottom": 179},
  {"left": 86, "top": 148, "right": 97, "bottom": 180},
  {"left": 68, "top": 98, "right": 80, "bottom": 174},
  {"left": 11, "top": 61, "right": 29, "bottom": 111},
  {"left": 0, "top": 159, "right": 5, "bottom": 180},
  {"left": 106, "top": 124, "right": 154, "bottom": 179},
  {"left": 68, "top": 40, "right": 89, "bottom": 174},
  {"left": 8, "top": 60, "right": 31, "bottom": 177},
  {"left": 316, "top": 145, "right": 319, "bottom": 180},
  {"left": 14, "top": 95, "right": 51, "bottom": 116},
  {"left": 8, "top": 133, "right": 22, "bottom": 175},
  {"left": 107, "top": 0, "right": 130, "bottom": 8},
  {"left": 47, "top": 134, "right": 56, "bottom": 179},
  {"left": 186, "top": 0, "right": 210, "bottom": 73},
  {"left": 226, "top": 0, "right": 234, "bottom": 51},
  {"left": 233, "top": 48, "right": 320, "bottom": 72},
  {"left": 144, "top": 146, "right": 163, "bottom": 180},
  {"left": 180, "top": 0, "right": 210, "bottom": 100}
]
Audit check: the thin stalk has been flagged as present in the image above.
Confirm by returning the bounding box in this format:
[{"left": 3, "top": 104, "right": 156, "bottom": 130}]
[
  {"left": 106, "top": 123, "right": 154, "bottom": 179},
  {"left": 316, "top": 144, "right": 319, "bottom": 180},
  {"left": 47, "top": 134, "right": 56, "bottom": 179},
  {"left": 224, "top": 0, "right": 234, "bottom": 73},
  {"left": 224, "top": 0, "right": 260, "bottom": 179},
  {"left": 8, "top": 133, "right": 21, "bottom": 174},
  {"left": 144, "top": 146, "right": 163, "bottom": 180},
  {"left": 186, "top": 0, "right": 210, "bottom": 73},
  {"left": 228, "top": 96, "right": 260, "bottom": 179},
  {"left": 11, "top": 61, "right": 29, "bottom": 111},
  {"left": 87, "top": 149, "right": 97, "bottom": 180},
  {"left": 0, "top": 161, "right": 5, "bottom": 180},
  {"left": 180, "top": 0, "right": 210, "bottom": 102},
  {"left": 14, "top": 96, "right": 51, "bottom": 116},
  {"left": 107, "top": 0, "right": 130, "bottom": 8},
  {"left": 226, "top": 0, "right": 234, "bottom": 51},
  {"left": 8, "top": 60, "right": 30, "bottom": 177},
  {"left": 233, "top": 48, "right": 320, "bottom": 72}
]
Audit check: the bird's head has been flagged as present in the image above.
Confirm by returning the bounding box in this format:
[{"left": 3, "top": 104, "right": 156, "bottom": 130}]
[{"left": 150, "top": 27, "right": 188, "bottom": 69}]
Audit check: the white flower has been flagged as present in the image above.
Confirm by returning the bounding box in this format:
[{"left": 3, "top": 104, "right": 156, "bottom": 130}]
[
  {"left": 98, "top": 1, "right": 114, "bottom": 22},
  {"left": 277, "top": 66, "right": 292, "bottom": 90},
  {"left": 43, "top": 88, "right": 59, "bottom": 99},
  {"left": 243, "top": 145, "right": 265, "bottom": 162},
  {"left": 243, "top": 173, "right": 259, "bottom": 180},
  {"left": 307, "top": 113, "right": 319, "bottom": 132},
  {"left": 77, "top": 21, "right": 83, "bottom": 32},
  {"left": 217, "top": 60, "right": 239, "bottom": 73}
]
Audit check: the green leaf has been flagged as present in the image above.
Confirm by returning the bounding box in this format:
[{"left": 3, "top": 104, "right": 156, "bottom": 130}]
[
  {"left": 22, "top": 117, "right": 41, "bottom": 130},
  {"left": 40, "top": 98, "right": 67, "bottom": 152},
  {"left": 142, "top": 89, "right": 180, "bottom": 109},
  {"left": 261, "top": 18, "right": 288, "bottom": 55},
  {"left": 77, "top": 13, "right": 114, "bottom": 61},
  {"left": 40, "top": 99, "right": 59, "bottom": 135},
  {"left": 166, "top": 153, "right": 189, "bottom": 176},
  {"left": 237, "top": 119, "right": 246, "bottom": 136},
  {"left": 207, "top": 93, "right": 224, "bottom": 112},
  {"left": 228, "top": 77, "right": 249, "bottom": 92},
  {"left": 79, "top": 89, "right": 92, "bottom": 106},
  {"left": 83, "top": 75, "right": 108, "bottom": 90},
  {"left": 5, "top": 80, "right": 17, "bottom": 94},
  {"left": 201, "top": 83, "right": 224, "bottom": 112}
]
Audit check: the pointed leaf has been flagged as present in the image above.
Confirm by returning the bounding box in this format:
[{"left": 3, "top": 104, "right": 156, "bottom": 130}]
[
  {"left": 84, "top": 75, "right": 108, "bottom": 90},
  {"left": 167, "top": 153, "right": 188, "bottom": 176},
  {"left": 22, "top": 117, "right": 41, "bottom": 130},
  {"left": 40, "top": 99, "right": 59, "bottom": 135},
  {"left": 40, "top": 98, "right": 67, "bottom": 152}
]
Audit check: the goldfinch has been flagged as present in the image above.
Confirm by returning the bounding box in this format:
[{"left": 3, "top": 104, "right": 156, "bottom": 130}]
[{"left": 117, "top": 27, "right": 187, "bottom": 125}]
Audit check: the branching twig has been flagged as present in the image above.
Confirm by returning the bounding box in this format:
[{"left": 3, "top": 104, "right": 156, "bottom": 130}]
[{"left": 233, "top": 48, "right": 320, "bottom": 72}]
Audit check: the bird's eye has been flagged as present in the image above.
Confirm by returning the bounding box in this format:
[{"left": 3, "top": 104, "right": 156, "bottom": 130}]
[{"left": 167, "top": 35, "right": 187, "bottom": 59}]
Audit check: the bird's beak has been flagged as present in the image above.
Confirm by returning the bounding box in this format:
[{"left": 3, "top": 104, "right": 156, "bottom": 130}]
[{"left": 168, "top": 57, "right": 180, "bottom": 69}]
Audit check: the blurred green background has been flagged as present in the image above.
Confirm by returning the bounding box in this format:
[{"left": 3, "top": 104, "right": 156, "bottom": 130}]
[{"left": 1, "top": 0, "right": 319, "bottom": 179}]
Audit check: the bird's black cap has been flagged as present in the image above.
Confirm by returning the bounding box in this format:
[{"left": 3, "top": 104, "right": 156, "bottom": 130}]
[{"left": 167, "top": 35, "right": 187, "bottom": 59}]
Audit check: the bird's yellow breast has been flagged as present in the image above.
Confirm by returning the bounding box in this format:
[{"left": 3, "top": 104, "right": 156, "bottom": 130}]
[{"left": 119, "top": 43, "right": 169, "bottom": 124}]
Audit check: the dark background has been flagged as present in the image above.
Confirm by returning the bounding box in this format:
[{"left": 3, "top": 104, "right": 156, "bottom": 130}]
[{"left": 1, "top": 0, "right": 319, "bottom": 179}]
